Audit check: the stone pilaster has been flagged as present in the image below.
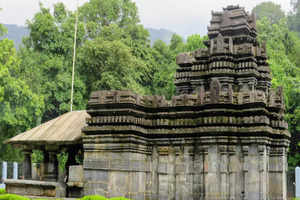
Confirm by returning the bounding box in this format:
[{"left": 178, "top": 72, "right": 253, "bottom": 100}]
[
  {"left": 151, "top": 146, "right": 159, "bottom": 200},
  {"left": 205, "top": 145, "right": 220, "bottom": 200},
  {"left": 229, "top": 145, "right": 244, "bottom": 200},
  {"left": 193, "top": 145, "right": 204, "bottom": 200},
  {"left": 220, "top": 146, "right": 229, "bottom": 200},
  {"left": 259, "top": 145, "right": 268, "bottom": 200},
  {"left": 247, "top": 144, "right": 259, "bottom": 200},
  {"left": 269, "top": 147, "right": 288, "bottom": 200},
  {"left": 178, "top": 146, "right": 192, "bottom": 200},
  {"left": 168, "top": 146, "right": 176, "bottom": 200}
]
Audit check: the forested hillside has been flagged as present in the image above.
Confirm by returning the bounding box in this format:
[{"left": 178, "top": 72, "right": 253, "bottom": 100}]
[
  {"left": 0, "top": 24, "right": 29, "bottom": 48},
  {"left": 0, "top": 0, "right": 299, "bottom": 167},
  {"left": 1, "top": 24, "right": 175, "bottom": 48}
]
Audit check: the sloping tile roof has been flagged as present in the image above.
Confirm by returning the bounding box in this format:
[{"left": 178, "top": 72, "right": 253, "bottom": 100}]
[{"left": 7, "top": 111, "right": 90, "bottom": 145}]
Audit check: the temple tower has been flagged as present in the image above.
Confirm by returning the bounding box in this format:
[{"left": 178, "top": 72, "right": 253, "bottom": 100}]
[{"left": 83, "top": 5, "right": 290, "bottom": 200}]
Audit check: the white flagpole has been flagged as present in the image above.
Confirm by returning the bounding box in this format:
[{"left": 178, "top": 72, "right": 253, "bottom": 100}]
[{"left": 70, "top": 0, "right": 79, "bottom": 112}]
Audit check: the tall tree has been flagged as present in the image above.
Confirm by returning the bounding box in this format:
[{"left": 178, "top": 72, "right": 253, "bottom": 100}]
[
  {"left": 289, "top": 0, "right": 300, "bottom": 33},
  {"left": 257, "top": 17, "right": 300, "bottom": 168},
  {"left": 252, "top": 2, "right": 285, "bottom": 24},
  {"left": 0, "top": 37, "right": 44, "bottom": 161},
  {"left": 19, "top": 3, "right": 86, "bottom": 122}
]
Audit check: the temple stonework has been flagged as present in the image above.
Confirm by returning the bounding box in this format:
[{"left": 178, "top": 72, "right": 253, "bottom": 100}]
[{"left": 83, "top": 5, "right": 290, "bottom": 200}]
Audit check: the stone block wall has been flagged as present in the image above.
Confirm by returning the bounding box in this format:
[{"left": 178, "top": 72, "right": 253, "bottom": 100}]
[{"left": 82, "top": 134, "right": 289, "bottom": 200}]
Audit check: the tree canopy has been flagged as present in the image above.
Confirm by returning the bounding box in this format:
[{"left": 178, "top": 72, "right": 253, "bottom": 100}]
[{"left": 252, "top": 2, "right": 285, "bottom": 24}]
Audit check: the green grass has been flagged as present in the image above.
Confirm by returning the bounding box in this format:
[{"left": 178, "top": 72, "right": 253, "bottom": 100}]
[
  {"left": 0, "top": 194, "right": 30, "bottom": 200},
  {"left": 0, "top": 193, "right": 131, "bottom": 200},
  {"left": 79, "top": 196, "right": 131, "bottom": 200}
]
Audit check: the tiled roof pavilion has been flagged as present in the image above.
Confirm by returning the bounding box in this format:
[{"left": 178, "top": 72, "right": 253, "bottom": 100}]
[{"left": 7, "top": 110, "right": 89, "bottom": 146}]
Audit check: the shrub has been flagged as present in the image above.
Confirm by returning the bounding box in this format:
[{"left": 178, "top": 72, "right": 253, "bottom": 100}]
[
  {"left": 0, "top": 189, "right": 5, "bottom": 195},
  {"left": 80, "top": 195, "right": 107, "bottom": 200},
  {"left": 0, "top": 194, "right": 30, "bottom": 200}
]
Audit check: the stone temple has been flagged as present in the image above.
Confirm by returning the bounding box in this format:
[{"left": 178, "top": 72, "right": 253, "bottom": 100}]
[
  {"left": 82, "top": 5, "right": 290, "bottom": 200},
  {"left": 6, "top": 5, "right": 290, "bottom": 200}
]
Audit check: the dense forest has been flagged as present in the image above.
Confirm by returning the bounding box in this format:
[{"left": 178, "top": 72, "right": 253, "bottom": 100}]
[{"left": 0, "top": 0, "right": 299, "bottom": 169}]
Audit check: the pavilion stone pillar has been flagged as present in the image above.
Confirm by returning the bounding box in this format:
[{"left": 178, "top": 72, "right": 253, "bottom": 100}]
[
  {"left": 45, "top": 151, "right": 58, "bottom": 181},
  {"left": 23, "top": 150, "right": 32, "bottom": 179},
  {"left": 47, "top": 151, "right": 58, "bottom": 180}
]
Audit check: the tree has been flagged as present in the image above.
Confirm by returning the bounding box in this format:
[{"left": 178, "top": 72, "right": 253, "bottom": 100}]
[
  {"left": 184, "top": 34, "right": 207, "bottom": 52},
  {"left": 257, "top": 17, "right": 300, "bottom": 169},
  {"left": 78, "top": 37, "right": 146, "bottom": 94},
  {"left": 0, "top": 37, "right": 44, "bottom": 161},
  {"left": 288, "top": 0, "right": 300, "bottom": 33},
  {"left": 19, "top": 3, "right": 86, "bottom": 122},
  {"left": 252, "top": 2, "right": 285, "bottom": 24}
]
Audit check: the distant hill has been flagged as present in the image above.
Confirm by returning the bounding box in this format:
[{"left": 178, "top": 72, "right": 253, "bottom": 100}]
[
  {"left": 1, "top": 24, "right": 176, "bottom": 47},
  {"left": 147, "top": 28, "right": 175, "bottom": 45},
  {"left": 1, "top": 24, "right": 29, "bottom": 48}
]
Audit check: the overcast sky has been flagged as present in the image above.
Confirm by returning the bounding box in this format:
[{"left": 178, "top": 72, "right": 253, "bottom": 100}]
[{"left": 0, "top": 0, "right": 292, "bottom": 37}]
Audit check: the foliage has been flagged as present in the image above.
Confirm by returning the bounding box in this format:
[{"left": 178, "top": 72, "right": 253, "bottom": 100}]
[
  {"left": 252, "top": 2, "right": 285, "bottom": 24},
  {"left": 57, "top": 151, "right": 68, "bottom": 173},
  {"left": 288, "top": 0, "right": 300, "bottom": 33},
  {"left": 257, "top": 17, "right": 300, "bottom": 169},
  {"left": 0, "top": 189, "right": 5, "bottom": 195},
  {"left": 80, "top": 196, "right": 107, "bottom": 200},
  {"left": 184, "top": 34, "right": 207, "bottom": 52},
  {"left": 80, "top": 196, "right": 130, "bottom": 200},
  {"left": 0, "top": 36, "right": 44, "bottom": 161},
  {"left": 19, "top": 3, "right": 86, "bottom": 122},
  {"left": 78, "top": 37, "right": 146, "bottom": 95},
  {"left": 0, "top": 24, "right": 29, "bottom": 48},
  {"left": 0, "top": 194, "right": 30, "bottom": 200},
  {"left": 75, "top": 150, "right": 83, "bottom": 165},
  {"left": 31, "top": 150, "right": 44, "bottom": 164}
]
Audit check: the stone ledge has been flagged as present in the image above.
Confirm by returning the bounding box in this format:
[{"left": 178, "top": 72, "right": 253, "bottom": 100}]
[{"left": 4, "top": 179, "right": 58, "bottom": 187}]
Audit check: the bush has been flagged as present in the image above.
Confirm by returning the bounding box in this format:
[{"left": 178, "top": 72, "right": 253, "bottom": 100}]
[
  {"left": 80, "top": 195, "right": 107, "bottom": 200},
  {"left": 0, "top": 189, "right": 5, "bottom": 195},
  {"left": 0, "top": 194, "right": 30, "bottom": 200}
]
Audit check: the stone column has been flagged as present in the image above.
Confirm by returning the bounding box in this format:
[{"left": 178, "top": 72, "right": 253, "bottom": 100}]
[
  {"left": 206, "top": 145, "right": 220, "bottom": 200},
  {"left": 23, "top": 151, "right": 32, "bottom": 179},
  {"left": 2, "top": 162, "right": 7, "bottom": 180},
  {"left": 13, "top": 162, "right": 18, "bottom": 180},
  {"left": 247, "top": 144, "right": 259, "bottom": 200},
  {"left": 48, "top": 151, "right": 58, "bottom": 181},
  {"left": 168, "top": 146, "right": 176, "bottom": 200}
]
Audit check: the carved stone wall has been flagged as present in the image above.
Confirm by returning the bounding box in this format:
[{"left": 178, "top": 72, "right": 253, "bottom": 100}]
[{"left": 82, "top": 5, "right": 290, "bottom": 200}]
